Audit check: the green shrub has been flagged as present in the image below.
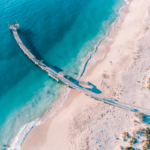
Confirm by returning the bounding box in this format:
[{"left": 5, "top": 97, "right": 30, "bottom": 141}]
[
  {"left": 123, "top": 131, "right": 130, "bottom": 138},
  {"left": 147, "top": 78, "right": 150, "bottom": 89},
  {"left": 130, "top": 137, "right": 137, "bottom": 144},
  {"left": 134, "top": 112, "right": 145, "bottom": 122},
  {"left": 124, "top": 146, "right": 134, "bottom": 150},
  {"left": 142, "top": 140, "right": 150, "bottom": 150},
  {"left": 142, "top": 128, "right": 150, "bottom": 138}
]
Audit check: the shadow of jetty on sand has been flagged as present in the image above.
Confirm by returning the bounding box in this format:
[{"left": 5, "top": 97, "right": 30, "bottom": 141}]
[
  {"left": 87, "top": 82, "right": 102, "bottom": 94},
  {"left": 60, "top": 75, "right": 150, "bottom": 116},
  {"left": 63, "top": 75, "right": 102, "bottom": 94},
  {"left": 10, "top": 25, "right": 150, "bottom": 119}
]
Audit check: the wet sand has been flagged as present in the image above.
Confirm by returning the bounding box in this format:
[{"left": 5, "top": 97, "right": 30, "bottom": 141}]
[{"left": 21, "top": 0, "right": 150, "bottom": 149}]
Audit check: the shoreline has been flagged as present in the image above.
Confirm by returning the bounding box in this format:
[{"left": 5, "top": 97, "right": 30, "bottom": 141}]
[
  {"left": 78, "top": 0, "right": 128, "bottom": 81},
  {"left": 20, "top": 0, "right": 150, "bottom": 149},
  {"left": 20, "top": 0, "right": 130, "bottom": 149},
  {"left": 21, "top": 0, "right": 130, "bottom": 149},
  {"left": 9, "top": 1, "right": 128, "bottom": 149}
]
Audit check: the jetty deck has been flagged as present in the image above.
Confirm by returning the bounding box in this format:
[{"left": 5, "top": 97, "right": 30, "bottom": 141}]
[{"left": 9, "top": 24, "right": 147, "bottom": 113}]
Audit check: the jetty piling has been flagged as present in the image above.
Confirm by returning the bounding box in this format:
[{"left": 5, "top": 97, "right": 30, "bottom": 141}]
[{"left": 9, "top": 23, "right": 147, "bottom": 113}]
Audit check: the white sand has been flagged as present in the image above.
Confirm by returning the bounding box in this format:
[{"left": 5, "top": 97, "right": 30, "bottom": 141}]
[{"left": 21, "top": 0, "right": 150, "bottom": 149}]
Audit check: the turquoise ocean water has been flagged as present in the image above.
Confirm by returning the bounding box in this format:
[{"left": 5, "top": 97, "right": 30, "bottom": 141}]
[{"left": 0, "top": 0, "right": 126, "bottom": 149}]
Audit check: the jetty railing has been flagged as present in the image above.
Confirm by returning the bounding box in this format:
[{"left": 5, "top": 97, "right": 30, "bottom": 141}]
[{"left": 9, "top": 24, "right": 149, "bottom": 114}]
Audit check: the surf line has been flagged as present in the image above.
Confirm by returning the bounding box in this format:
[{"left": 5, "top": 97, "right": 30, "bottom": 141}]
[{"left": 9, "top": 23, "right": 149, "bottom": 114}]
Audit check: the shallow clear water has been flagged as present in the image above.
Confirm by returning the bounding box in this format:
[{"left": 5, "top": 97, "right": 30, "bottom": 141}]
[{"left": 0, "top": 0, "right": 125, "bottom": 149}]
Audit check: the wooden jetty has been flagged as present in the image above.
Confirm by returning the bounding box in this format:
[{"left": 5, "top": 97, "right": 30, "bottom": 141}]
[{"left": 9, "top": 24, "right": 147, "bottom": 113}]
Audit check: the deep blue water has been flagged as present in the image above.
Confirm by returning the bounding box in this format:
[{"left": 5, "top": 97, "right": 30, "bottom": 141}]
[{"left": 0, "top": 0, "right": 125, "bottom": 149}]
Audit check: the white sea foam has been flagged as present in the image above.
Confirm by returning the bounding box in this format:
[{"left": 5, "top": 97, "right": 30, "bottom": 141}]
[
  {"left": 79, "top": 0, "right": 130, "bottom": 79},
  {"left": 40, "top": 86, "right": 71, "bottom": 124},
  {"left": 78, "top": 45, "right": 106, "bottom": 79},
  {"left": 124, "top": 0, "right": 129, "bottom": 5},
  {"left": 8, "top": 86, "right": 70, "bottom": 150},
  {"left": 8, "top": 120, "right": 40, "bottom": 150},
  {"left": 9, "top": 0, "right": 130, "bottom": 150},
  {"left": 113, "top": 6, "right": 125, "bottom": 27},
  {"left": 113, "top": 0, "right": 130, "bottom": 28}
]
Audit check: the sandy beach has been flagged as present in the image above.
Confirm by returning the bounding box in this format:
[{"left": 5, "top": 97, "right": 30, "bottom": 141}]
[{"left": 21, "top": 0, "right": 150, "bottom": 149}]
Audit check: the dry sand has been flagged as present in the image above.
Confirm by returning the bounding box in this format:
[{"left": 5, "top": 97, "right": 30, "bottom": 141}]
[{"left": 21, "top": 0, "right": 150, "bottom": 149}]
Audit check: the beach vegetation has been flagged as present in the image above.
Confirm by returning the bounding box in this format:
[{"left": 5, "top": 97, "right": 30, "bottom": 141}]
[
  {"left": 134, "top": 112, "right": 145, "bottom": 122},
  {"left": 132, "top": 129, "right": 142, "bottom": 135},
  {"left": 142, "top": 127, "right": 150, "bottom": 138},
  {"left": 124, "top": 146, "right": 134, "bottom": 150},
  {"left": 147, "top": 83, "right": 150, "bottom": 90},
  {"left": 122, "top": 131, "right": 130, "bottom": 141},
  {"left": 120, "top": 145, "right": 123, "bottom": 150},
  {"left": 132, "top": 129, "right": 141, "bottom": 135},
  {"left": 122, "top": 131, "right": 131, "bottom": 142},
  {"left": 129, "top": 137, "right": 137, "bottom": 144},
  {"left": 137, "top": 128, "right": 143, "bottom": 134},
  {"left": 147, "top": 78, "right": 150, "bottom": 89},
  {"left": 142, "top": 140, "right": 145, "bottom": 143},
  {"left": 142, "top": 139, "right": 150, "bottom": 150},
  {"left": 123, "top": 131, "right": 129, "bottom": 137}
]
